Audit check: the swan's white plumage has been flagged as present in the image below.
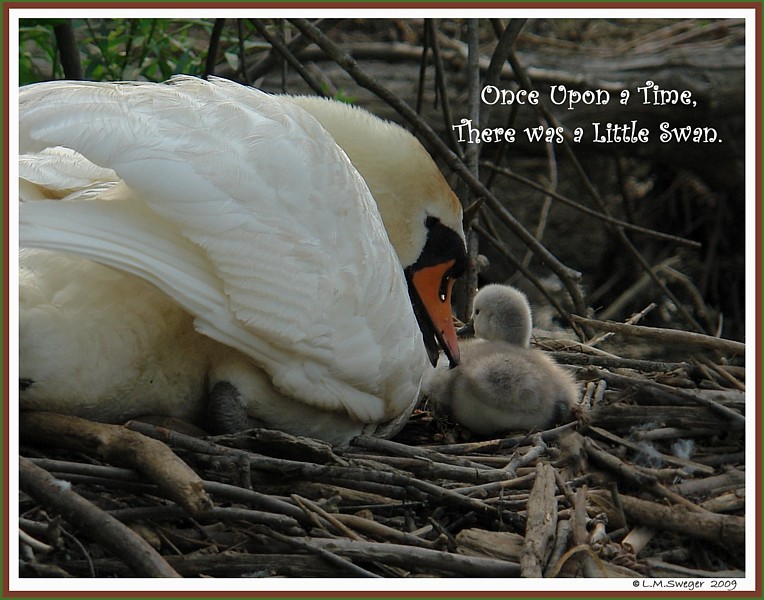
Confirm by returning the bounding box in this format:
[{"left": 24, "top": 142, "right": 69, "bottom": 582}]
[
  {"left": 20, "top": 247, "right": 213, "bottom": 422},
  {"left": 19, "top": 76, "right": 459, "bottom": 443},
  {"left": 19, "top": 146, "right": 118, "bottom": 201}
]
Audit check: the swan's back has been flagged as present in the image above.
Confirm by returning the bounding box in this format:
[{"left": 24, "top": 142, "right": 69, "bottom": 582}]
[{"left": 19, "top": 77, "right": 431, "bottom": 436}]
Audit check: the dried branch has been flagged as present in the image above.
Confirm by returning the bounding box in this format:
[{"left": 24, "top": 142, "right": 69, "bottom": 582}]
[
  {"left": 203, "top": 18, "right": 226, "bottom": 78},
  {"left": 310, "top": 537, "right": 521, "bottom": 577},
  {"left": 572, "top": 316, "right": 745, "bottom": 356},
  {"left": 249, "top": 19, "right": 328, "bottom": 97},
  {"left": 480, "top": 161, "right": 701, "bottom": 249},
  {"left": 53, "top": 20, "right": 82, "bottom": 80},
  {"left": 20, "top": 457, "right": 180, "bottom": 577},
  {"left": 521, "top": 462, "right": 558, "bottom": 577},
  {"left": 20, "top": 412, "right": 212, "bottom": 515},
  {"left": 590, "top": 489, "right": 745, "bottom": 550}
]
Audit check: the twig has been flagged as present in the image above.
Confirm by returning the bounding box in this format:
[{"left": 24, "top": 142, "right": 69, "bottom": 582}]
[
  {"left": 548, "top": 349, "right": 689, "bottom": 374},
  {"left": 543, "top": 519, "right": 572, "bottom": 577},
  {"left": 700, "top": 488, "right": 745, "bottom": 513},
  {"left": 245, "top": 18, "right": 339, "bottom": 83},
  {"left": 345, "top": 453, "right": 515, "bottom": 484},
  {"left": 334, "top": 513, "right": 445, "bottom": 550},
  {"left": 669, "top": 469, "right": 745, "bottom": 497},
  {"left": 415, "top": 21, "right": 429, "bottom": 115},
  {"left": 20, "top": 412, "right": 212, "bottom": 515},
  {"left": 28, "top": 458, "right": 141, "bottom": 482},
  {"left": 504, "top": 434, "right": 548, "bottom": 478},
  {"left": 590, "top": 489, "right": 745, "bottom": 550},
  {"left": 572, "top": 316, "right": 745, "bottom": 356},
  {"left": 460, "top": 18, "right": 482, "bottom": 320},
  {"left": 569, "top": 486, "right": 599, "bottom": 577},
  {"left": 310, "top": 537, "right": 521, "bottom": 577},
  {"left": 236, "top": 19, "right": 249, "bottom": 84},
  {"left": 481, "top": 19, "right": 527, "bottom": 128},
  {"left": 589, "top": 302, "right": 657, "bottom": 347},
  {"left": 521, "top": 462, "right": 558, "bottom": 577},
  {"left": 425, "top": 19, "right": 461, "bottom": 153},
  {"left": 583, "top": 438, "right": 657, "bottom": 488},
  {"left": 455, "top": 472, "right": 536, "bottom": 498},
  {"left": 53, "top": 20, "right": 82, "bottom": 80},
  {"left": 292, "top": 494, "right": 363, "bottom": 541},
  {"left": 19, "top": 528, "right": 54, "bottom": 554},
  {"left": 522, "top": 143, "right": 556, "bottom": 271},
  {"left": 204, "top": 18, "right": 226, "bottom": 78},
  {"left": 480, "top": 162, "right": 701, "bottom": 249},
  {"left": 269, "top": 531, "right": 382, "bottom": 578},
  {"left": 351, "top": 435, "right": 489, "bottom": 469},
  {"left": 202, "top": 480, "right": 308, "bottom": 525},
  {"left": 582, "top": 368, "right": 746, "bottom": 428},
  {"left": 250, "top": 19, "right": 328, "bottom": 97},
  {"left": 630, "top": 426, "right": 720, "bottom": 442},
  {"left": 19, "top": 457, "right": 180, "bottom": 577},
  {"left": 694, "top": 355, "right": 745, "bottom": 391},
  {"left": 110, "top": 504, "right": 303, "bottom": 535},
  {"left": 582, "top": 425, "right": 714, "bottom": 476}
]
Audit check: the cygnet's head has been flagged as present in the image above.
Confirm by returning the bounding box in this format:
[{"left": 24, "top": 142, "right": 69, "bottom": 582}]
[{"left": 469, "top": 284, "right": 532, "bottom": 347}]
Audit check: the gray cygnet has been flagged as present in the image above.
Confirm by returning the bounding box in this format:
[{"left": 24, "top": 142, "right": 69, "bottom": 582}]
[{"left": 421, "top": 284, "right": 578, "bottom": 435}]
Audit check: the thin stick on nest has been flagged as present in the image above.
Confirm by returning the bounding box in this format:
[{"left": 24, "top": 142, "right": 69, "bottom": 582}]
[
  {"left": 19, "top": 457, "right": 180, "bottom": 578},
  {"left": 308, "top": 537, "right": 522, "bottom": 577}
]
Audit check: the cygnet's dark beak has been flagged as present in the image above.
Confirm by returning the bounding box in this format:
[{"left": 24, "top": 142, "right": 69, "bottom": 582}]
[{"left": 457, "top": 320, "right": 475, "bottom": 338}]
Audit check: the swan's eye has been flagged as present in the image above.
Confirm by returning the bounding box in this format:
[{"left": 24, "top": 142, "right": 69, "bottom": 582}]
[
  {"left": 474, "top": 308, "right": 480, "bottom": 315},
  {"left": 439, "top": 277, "right": 450, "bottom": 303}
]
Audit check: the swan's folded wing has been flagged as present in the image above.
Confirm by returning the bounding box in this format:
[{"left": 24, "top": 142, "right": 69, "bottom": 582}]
[
  {"left": 19, "top": 146, "right": 118, "bottom": 201},
  {"left": 19, "top": 77, "right": 425, "bottom": 422}
]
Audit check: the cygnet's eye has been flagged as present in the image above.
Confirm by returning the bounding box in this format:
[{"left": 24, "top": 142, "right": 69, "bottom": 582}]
[{"left": 474, "top": 308, "right": 480, "bottom": 315}]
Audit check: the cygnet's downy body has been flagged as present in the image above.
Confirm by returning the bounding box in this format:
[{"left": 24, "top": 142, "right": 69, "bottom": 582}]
[{"left": 421, "top": 284, "right": 578, "bottom": 435}]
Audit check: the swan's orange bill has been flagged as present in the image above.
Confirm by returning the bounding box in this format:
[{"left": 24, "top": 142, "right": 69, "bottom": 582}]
[{"left": 411, "top": 260, "right": 460, "bottom": 367}]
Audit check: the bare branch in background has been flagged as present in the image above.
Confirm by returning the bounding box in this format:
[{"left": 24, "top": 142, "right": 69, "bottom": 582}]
[{"left": 53, "top": 20, "right": 82, "bottom": 80}]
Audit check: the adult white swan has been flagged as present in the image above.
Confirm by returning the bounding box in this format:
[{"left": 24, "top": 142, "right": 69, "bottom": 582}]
[{"left": 19, "top": 76, "right": 466, "bottom": 445}]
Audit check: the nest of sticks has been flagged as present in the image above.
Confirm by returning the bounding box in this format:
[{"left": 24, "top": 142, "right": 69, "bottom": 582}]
[{"left": 18, "top": 319, "right": 746, "bottom": 580}]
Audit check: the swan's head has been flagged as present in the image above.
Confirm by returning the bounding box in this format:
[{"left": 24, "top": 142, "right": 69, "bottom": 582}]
[
  {"left": 289, "top": 96, "right": 466, "bottom": 367},
  {"left": 467, "top": 284, "right": 532, "bottom": 347}
]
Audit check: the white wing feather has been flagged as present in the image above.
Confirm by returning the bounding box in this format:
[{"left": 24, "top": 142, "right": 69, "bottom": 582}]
[{"left": 19, "top": 76, "right": 426, "bottom": 423}]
